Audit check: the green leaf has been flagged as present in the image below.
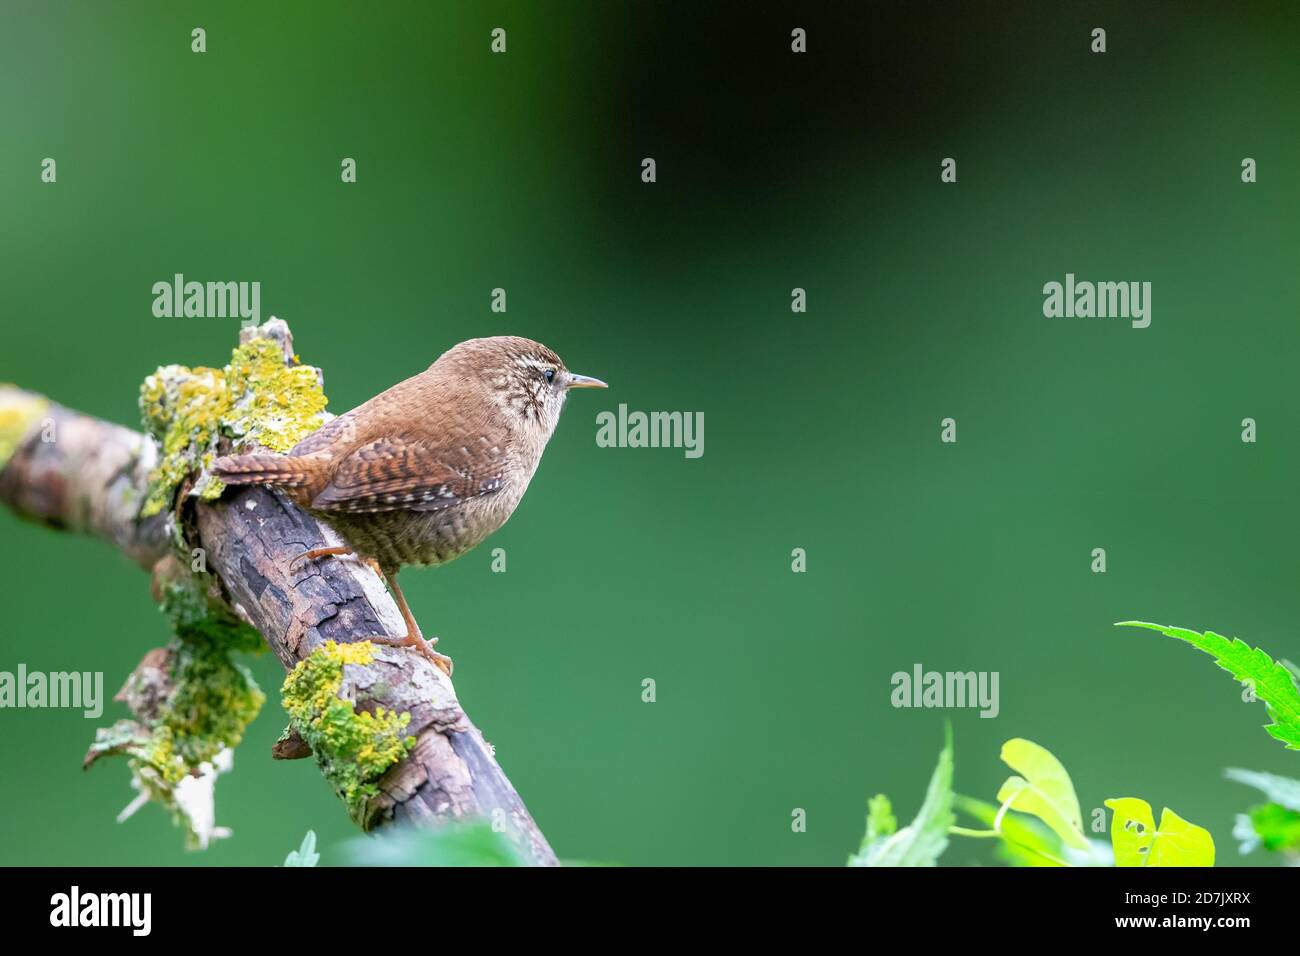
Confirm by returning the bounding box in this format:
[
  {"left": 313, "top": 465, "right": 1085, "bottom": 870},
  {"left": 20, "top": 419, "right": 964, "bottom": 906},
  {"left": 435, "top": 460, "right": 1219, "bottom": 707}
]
[
  {"left": 958, "top": 795, "right": 1114, "bottom": 867},
  {"left": 1246, "top": 803, "right": 1300, "bottom": 852},
  {"left": 955, "top": 795, "right": 1066, "bottom": 866},
  {"left": 283, "top": 829, "right": 319, "bottom": 867},
  {"left": 339, "top": 822, "right": 523, "bottom": 867},
  {"left": 1117, "top": 622, "right": 1300, "bottom": 750},
  {"left": 995, "top": 738, "right": 1089, "bottom": 850},
  {"left": 849, "top": 728, "right": 954, "bottom": 867},
  {"left": 1227, "top": 768, "right": 1300, "bottom": 855},
  {"left": 1104, "top": 798, "right": 1215, "bottom": 866},
  {"left": 865, "top": 794, "right": 897, "bottom": 842},
  {"left": 1224, "top": 768, "right": 1300, "bottom": 811}
]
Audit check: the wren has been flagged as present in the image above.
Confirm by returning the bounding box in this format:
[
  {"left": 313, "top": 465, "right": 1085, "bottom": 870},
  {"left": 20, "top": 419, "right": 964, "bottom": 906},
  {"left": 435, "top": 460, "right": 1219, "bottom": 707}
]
[{"left": 212, "top": 336, "right": 607, "bottom": 675}]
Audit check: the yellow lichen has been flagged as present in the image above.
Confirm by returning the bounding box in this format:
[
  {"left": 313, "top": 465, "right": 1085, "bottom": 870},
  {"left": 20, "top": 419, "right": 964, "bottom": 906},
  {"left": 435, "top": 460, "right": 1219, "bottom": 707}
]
[
  {"left": 138, "top": 333, "right": 329, "bottom": 517},
  {"left": 0, "top": 388, "right": 49, "bottom": 472},
  {"left": 282, "top": 640, "right": 415, "bottom": 825},
  {"left": 224, "top": 339, "right": 329, "bottom": 453},
  {"left": 84, "top": 325, "right": 337, "bottom": 848},
  {"left": 85, "top": 573, "right": 267, "bottom": 847}
]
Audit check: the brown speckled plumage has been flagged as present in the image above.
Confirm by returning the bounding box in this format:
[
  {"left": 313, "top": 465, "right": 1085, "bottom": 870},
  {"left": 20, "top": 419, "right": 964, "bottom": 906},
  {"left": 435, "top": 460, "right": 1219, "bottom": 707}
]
[{"left": 213, "top": 336, "right": 604, "bottom": 574}]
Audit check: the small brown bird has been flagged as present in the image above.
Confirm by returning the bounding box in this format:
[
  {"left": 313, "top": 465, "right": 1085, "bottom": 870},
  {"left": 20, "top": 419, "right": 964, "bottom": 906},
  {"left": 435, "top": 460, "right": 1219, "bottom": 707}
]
[{"left": 212, "top": 336, "right": 606, "bottom": 675}]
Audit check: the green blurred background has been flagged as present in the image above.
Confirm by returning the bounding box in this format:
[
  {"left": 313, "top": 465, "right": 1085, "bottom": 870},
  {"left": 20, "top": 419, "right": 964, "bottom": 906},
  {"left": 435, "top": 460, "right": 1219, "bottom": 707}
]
[{"left": 1, "top": 1, "right": 1297, "bottom": 866}]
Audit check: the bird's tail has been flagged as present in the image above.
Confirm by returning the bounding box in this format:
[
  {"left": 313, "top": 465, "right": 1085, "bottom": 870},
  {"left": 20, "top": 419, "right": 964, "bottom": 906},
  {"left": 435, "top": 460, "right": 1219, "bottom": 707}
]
[{"left": 210, "top": 453, "right": 313, "bottom": 488}]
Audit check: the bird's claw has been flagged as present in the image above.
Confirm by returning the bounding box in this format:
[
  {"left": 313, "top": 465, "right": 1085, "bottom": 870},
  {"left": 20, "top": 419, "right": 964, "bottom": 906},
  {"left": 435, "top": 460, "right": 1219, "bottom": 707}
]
[
  {"left": 289, "top": 546, "right": 353, "bottom": 572},
  {"left": 418, "top": 639, "right": 454, "bottom": 677},
  {"left": 289, "top": 548, "right": 450, "bottom": 676},
  {"left": 369, "top": 631, "right": 453, "bottom": 677}
]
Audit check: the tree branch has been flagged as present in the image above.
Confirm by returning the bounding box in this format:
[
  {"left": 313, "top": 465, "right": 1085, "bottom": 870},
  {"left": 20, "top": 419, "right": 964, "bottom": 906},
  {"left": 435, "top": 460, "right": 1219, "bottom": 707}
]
[{"left": 0, "top": 330, "right": 558, "bottom": 866}]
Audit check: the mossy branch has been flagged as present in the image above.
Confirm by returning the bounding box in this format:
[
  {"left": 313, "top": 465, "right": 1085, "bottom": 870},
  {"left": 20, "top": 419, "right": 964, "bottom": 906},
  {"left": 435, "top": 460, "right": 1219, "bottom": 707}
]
[{"left": 0, "top": 320, "right": 558, "bottom": 865}]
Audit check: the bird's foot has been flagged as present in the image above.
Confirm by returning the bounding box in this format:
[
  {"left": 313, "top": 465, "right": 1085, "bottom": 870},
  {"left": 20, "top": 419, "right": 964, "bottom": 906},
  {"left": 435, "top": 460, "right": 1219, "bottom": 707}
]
[
  {"left": 369, "top": 630, "right": 454, "bottom": 677},
  {"left": 291, "top": 546, "right": 386, "bottom": 578},
  {"left": 289, "top": 548, "right": 451, "bottom": 676},
  {"left": 289, "top": 545, "right": 355, "bottom": 571}
]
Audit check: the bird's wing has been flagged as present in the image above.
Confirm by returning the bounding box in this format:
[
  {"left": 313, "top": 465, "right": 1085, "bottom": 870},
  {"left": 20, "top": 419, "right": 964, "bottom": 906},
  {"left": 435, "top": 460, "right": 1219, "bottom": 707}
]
[
  {"left": 310, "top": 437, "right": 506, "bottom": 514},
  {"left": 288, "top": 410, "right": 359, "bottom": 457}
]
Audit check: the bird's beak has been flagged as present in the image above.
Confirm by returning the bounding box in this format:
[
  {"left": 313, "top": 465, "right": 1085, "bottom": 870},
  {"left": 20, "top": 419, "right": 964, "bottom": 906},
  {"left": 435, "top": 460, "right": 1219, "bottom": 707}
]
[{"left": 565, "top": 373, "right": 608, "bottom": 389}]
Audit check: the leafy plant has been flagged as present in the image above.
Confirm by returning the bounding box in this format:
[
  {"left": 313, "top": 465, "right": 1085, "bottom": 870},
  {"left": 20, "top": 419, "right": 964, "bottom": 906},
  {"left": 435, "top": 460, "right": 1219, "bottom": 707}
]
[
  {"left": 954, "top": 795, "right": 1111, "bottom": 866},
  {"left": 1238, "top": 803, "right": 1300, "bottom": 854},
  {"left": 338, "top": 821, "right": 523, "bottom": 867},
  {"left": 1115, "top": 622, "right": 1300, "bottom": 861},
  {"left": 1104, "top": 799, "right": 1215, "bottom": 866},
  {"left": 1226, "top": 768, "right": 1300, "bottom": 857},
  {"left": 849, "top": 620, "right": 1298, "bottom": 867},
  {"left": 1118, "top": 622, "right": 1300, "bottom": 750},
  {"left": 848, "top": 726, "right": 953, "bottom": 866},
  {"left": 855, "top": 734, "right": 1213, "bottom": 867},
  {"left": 983, "top": 739, "right": 1211, "bottom": 867},
  {"left": 996, "top": 738, "right": 1089, "bottom": 852},
  {"left": 283, "top": 829, "right": 319, "bottom": 867}
]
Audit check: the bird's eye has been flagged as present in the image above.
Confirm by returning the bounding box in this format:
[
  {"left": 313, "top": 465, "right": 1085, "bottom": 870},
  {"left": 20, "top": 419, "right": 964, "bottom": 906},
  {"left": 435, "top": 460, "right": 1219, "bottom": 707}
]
[{"left": 543, "top": 368, "right": 556, "bottom": 383}]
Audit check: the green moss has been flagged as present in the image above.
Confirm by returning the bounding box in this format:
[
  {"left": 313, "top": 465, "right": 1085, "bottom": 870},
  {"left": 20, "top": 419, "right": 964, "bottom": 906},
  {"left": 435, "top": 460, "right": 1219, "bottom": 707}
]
[
  {"left": 282, "top": 641, "right": 416, "bottom": 825},
  {"left": 86, "top": 324, "right": 336, "bottom": 847},
  {"left": 86, "top": 568, "right": 267, "bottom": 848},
  {"left": 145, "top": 576, "right": 265, "bottom": 775},
  {"left": 90, "top": 627, "right": 265, "bottom": 781},
  {"left": 160, "top": 573, "right": 264, "bottom": 654},
  {"left": 0, "top": 389, "right": 49, "bottom": 472},
  {"left": 138, "top": 334, "right": 328, "bottom": 517},
  {"left": 85, "top": 635, "right": 263, "bottom": 850},
  {"left": 162, "top": 636, "right": 265, "bottom": 771},
  {"left": 84, "top": 635, "right": 265, "bottom": 847}
]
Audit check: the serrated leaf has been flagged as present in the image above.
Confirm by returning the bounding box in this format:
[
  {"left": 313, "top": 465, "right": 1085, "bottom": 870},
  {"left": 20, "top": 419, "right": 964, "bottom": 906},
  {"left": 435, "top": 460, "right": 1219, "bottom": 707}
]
[
  {"left": 1118, "top": 622, "right": 1300, "bottom": 750},
  {"left": 1224, "top": 768, "right": 1300, "bottom": 811},
  {"left": 996, "top": 738, "right": 1089, "bottom": 850},
  {"left": 849, "top": 728, "right": 953, "bottom": 867},
  {"left": 1104, "top": 798, "right": 1214, "bottom": 866}
]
